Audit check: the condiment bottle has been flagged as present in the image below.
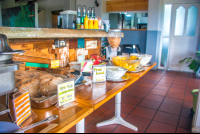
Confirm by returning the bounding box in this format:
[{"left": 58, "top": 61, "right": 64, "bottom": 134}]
[
  {"left": 98, "top": 17, "right": 102, "bottom": 29},
  {"left": 84, "top": 15, "right": 89, "bottom": 29},
  {"left": 76, "top": 17, "right": 81, "bottom": 29},
  {"left": 94, "top": 17, "right": 98, "bottom": 29},
  {"left": 88, "top": 17, "right": 94, "bottom": 29}
]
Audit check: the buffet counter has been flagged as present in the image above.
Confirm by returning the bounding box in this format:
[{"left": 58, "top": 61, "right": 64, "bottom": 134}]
[
  {"left": 0, "top": 63, "right": 156, "bottom": 133},
  {"left": 0, "top": 27, "right": 123, "bottom": 39}
]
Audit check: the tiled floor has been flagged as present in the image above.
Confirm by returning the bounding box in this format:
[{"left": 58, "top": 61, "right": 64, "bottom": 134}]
[{"left": 66, "top": 70, "right": 198, "bottom": 133}]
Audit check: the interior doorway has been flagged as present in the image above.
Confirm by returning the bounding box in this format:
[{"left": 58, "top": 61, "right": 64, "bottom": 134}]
[{"left": 159, "top": 2, "right": 200, "bottom": 72}]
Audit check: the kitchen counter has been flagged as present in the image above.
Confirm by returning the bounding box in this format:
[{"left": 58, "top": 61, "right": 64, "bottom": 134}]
[{"left": 0, "top": 27, "right": 124, "bottom": 39}]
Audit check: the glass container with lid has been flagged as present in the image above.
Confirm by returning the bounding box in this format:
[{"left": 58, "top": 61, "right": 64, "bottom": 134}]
[{"left": 108, "top": 29, "right": 122, "bottom": 48}]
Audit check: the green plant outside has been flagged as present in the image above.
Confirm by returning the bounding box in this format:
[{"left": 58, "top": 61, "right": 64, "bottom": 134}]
[{"left": 179, "top": 51, "right": 200, "bottom": 73}]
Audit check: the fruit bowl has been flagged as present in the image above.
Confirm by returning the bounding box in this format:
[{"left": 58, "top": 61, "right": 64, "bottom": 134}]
[
  {"left": 111, "top": 56, "right": 141, "bottom": 71},
  {"left": 130, "top": 53, "right": 152, "bottom": 66}
]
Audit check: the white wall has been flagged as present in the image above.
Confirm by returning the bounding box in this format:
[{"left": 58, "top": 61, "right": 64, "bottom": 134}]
[
  {"left": 0, "top": 1, "right": 2, "bottom": 26},
  {"left": 147, "top": 0, "right": 162, "bottom": 31},
  {"left": 69, "top": 0, "right": 76, "bottom": 10},
  {"left": 37, "top": 0, "right": 70, "bottom": 28},
  {"left": 76, "top": 0, "right": 108, "bottom": 20}
]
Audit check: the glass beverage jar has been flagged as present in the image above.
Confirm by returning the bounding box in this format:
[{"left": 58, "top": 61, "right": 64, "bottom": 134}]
[{"left": 107, "top": 29, "right": 122, "bottom": 48}]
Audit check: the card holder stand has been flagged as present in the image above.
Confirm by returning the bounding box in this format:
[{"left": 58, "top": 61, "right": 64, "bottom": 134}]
[
  {"left": 13, "top": 92, "right": 37, "bottom": 128},
  {"left": 55, "top": 79, "right": 76, "bottom": 110}
]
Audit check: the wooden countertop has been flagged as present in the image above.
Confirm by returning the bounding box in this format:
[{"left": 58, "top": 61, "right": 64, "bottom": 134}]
[
  {"left": 0, "top": 63, "right": 156, "bottom": 133},
  {"left": 75, "top": 63, "right": 156, "bottom": 110},
  {"left": 0, "top": 27, "right": 110, "bottom": 39},
  {"left": 0, "top": 96, "right": 93, "bottom": 133}
]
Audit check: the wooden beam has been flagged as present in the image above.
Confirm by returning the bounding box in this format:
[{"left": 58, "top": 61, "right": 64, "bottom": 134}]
[
  {"left": 13, "top": 55, "right": 51, "bottom": 64},
  {"left": 22, "top": 50, "right": 55, "bottom": 60},
  {"left": 107, "top": 0, "right": 148, "bottom": 12}
]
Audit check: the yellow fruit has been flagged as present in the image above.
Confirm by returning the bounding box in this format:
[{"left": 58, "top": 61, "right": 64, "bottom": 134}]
[
  {"left": 130, "top": 55, "right": 138, "bottom": 60},
  {"left": 128, "top": 68, "right": 136, "bottom": 71}
]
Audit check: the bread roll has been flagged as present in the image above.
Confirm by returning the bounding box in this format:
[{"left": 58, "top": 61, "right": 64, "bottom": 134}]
[
  {"left": 15, "top": 77, "right": 32, "bottom": 88},
  {"left": 19, "top": 79, "right": 40, "bottom": 97}
]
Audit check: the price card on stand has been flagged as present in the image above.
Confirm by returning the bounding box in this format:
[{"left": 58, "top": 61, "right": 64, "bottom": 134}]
[
  {"left": 13, "top": 92, "right": 32, "bottom": 126},
  {"left": 57, "top": 80, "right": 75, "bottom": 107},
  {"left": 51, "top": 60, "right": 60, "bottom": 69},
  {"left": 93, "top": 65, "right": 106, "bottom": 83}
]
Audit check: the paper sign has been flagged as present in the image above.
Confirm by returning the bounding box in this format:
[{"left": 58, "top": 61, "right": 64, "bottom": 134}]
[
  {"left": 51, "top": 60, "right": 60, "bottom": 69},
  {"left": 86, "top": 40, "right": 98, "bottom": 49},
  {"left": 93, "top": 65, "right": 106, "bottom": 83},
  {"left": 81, "top": 61, "right": 93, "bottom": 73},
  {"left": 85, "top": 50, "right": 88, "bottom": 55},
  {"left": 77, "top": 55, "right": 85, "bottom": 62},
  {"left": 57, "top": 80, "right": 75, "bottom": 107},
  {"left": 13, "top": 92, "right": 31, "bottom": 126}
]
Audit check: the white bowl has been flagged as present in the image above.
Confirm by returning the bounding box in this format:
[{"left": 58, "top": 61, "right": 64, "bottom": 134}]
[
  {"left": 69, "top": 62, "right": 81, "bottom": 71},
  {"left": 130, "top": 53, "right": 152, "bottom": 66},
  {"left": 106, "top": 66, "right": 127, "bottom": 80}
]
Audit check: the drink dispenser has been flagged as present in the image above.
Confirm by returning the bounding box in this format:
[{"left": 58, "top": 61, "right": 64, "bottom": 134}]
[
  {"left": 77, "top": 5, "right": 81, "bottom": 17},
  {"left": 106, "top": 29, "right": 122, "bottom": 59},
  {"left": 87, "top": 7, "right": 91, "bottom": 18},
  {"left": 91, "top": 7, "right": 95, "bottom": 19},
  {"left": 82, "top": 5, "right": 87, "bottom": 18}
]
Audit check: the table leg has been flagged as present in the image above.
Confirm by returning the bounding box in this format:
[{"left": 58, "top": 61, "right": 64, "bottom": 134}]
[
  {"left": 96, "top": 92, "right": 138, "bottom": 131},
  {"left": 76, "top": 118, "right": 85, "bottom": 133}
]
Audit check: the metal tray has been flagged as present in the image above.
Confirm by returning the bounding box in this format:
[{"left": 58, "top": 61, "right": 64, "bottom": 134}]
[
  {"left": 31, "top": 95, "right": 58, "bottom": 109},
  {"left": 30, "top": 81, "right": 86, "bottom": 109}
]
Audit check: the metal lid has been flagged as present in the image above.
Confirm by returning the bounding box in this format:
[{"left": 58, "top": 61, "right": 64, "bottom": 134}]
[
  {"left": 0, "top": 34, "right": 13, "bottom": 53},
  {"left": 0, "top": 34, "right": 25, "bottom": 55}
]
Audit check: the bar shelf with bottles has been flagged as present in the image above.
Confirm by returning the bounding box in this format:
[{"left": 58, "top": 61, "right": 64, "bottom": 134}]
[{"left": 76, "top": 5, "right": 106, "bottom": 31}]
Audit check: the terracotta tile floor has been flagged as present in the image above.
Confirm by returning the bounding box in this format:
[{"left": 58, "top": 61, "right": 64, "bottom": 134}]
[{"left": 66, "top": 70, "right": 197, "bottom": 133}]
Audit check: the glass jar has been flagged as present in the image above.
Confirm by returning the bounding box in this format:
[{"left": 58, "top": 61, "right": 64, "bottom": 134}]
[{"left": 107, "top": 29, "right": 122, "bottom": 48}]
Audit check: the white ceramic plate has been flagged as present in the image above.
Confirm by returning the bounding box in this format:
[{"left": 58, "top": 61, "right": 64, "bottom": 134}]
[
  {"left": 107, "top": 74, "right": 131, "bottom": 82},
  {"left": 127, "top": 66, "right": 145, "bottom": 73},
  {"left": 143, "top": 62, "right": 154, "bottom": 67}
]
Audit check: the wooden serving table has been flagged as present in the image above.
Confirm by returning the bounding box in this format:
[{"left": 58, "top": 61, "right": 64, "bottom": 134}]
[
  {"left": 75, "top": 63, "right": 157, "bottom": 132},
  {"left": 0, "top": 63, "right": 156, "bottom": 133}
]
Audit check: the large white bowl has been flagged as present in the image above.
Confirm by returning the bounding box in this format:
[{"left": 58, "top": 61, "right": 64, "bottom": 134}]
[
  {"left": 106, "top": 66, "right": 127, "bottom": 80},
  {"left": 131, "top": 53, "right": 152, "bottom": 66}
]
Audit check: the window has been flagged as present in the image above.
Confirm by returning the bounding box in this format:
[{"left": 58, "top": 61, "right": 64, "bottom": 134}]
[
  {"left": 174, "top": 6, "right": 186, "bottom": 36},
  {"left": 186, "top": 6, "right": 198, "bottom": 36}
]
